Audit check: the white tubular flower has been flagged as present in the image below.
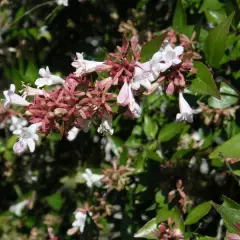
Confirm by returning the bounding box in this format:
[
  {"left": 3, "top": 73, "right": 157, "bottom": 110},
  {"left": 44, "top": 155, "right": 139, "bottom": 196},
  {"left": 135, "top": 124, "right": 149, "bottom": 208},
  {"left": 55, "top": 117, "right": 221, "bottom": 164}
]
[
  {"left": 67, "top": 127, "right": 80, "bottom": 141},
  {"left": 132, "top": 62, "right": 153, "bottom": 90},
  {"left": 72, "top": 52, "right": 104, "bottom": 76},
  {"left": 176, "top": 92, "right": 201, "bottom": 123},
  {"left": 35, "top": 67, "right": 64, "bottom": 88},
  {"left": 129, "top": 96, "right": 141, "bottom": 118},
  {"left": 117, "top": 81, "right": 142, "bottom": 118},
  {"left": 82, "top": 168, "right": 103, "bottom": 188},
  {"left": 13, "top": 122, "right": 42, "bottom": 154},
  {"left": 56, "top": 0, "right": 68, "bottom": 6},
  {"left": 162, "top": 44, "right": 184, "bottom": 66},
  {"left": 21, "top": 85, "right": 44, "bottom": 99},
  {"left": 9, "top": 200, "right": 29, "bottom": 217},
  {"left": 97, "top": 113, "right": 114, "bottom": 135},
  {"left": 9, "top": 116, "right": 28, "bottom": 132},
  {"left": 72, "top": 211, "right": 87, "bottom": 233},
  {"left": 3, "top": 84, "right": 30, "bottom": 108}
]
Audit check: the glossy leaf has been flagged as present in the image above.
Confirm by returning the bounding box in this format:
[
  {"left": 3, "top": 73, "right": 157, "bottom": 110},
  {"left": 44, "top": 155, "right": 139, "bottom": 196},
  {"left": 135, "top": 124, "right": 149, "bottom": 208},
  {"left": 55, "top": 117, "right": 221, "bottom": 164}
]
[
  {"left": 204, "top": 13, "right": 234, "bottom": 68},
  {"left": 190, "top": 62, "right": 220, "bottom": 99},
  {"left": 209, "top": 133, "right": 240, "bottom": 159},
  {"left": 144, "top": 116, "right": 158, "bottom": 139},
  {"left": 212, "top": 202, "right": 240, "bottom": 233},
  {"left": 223, "top": 196, "right": 240, "bottom": 211},
  {"left": 134, "top": 218, "right": 157, "bottom": 239},
  {"left": 158, "top": 122, "right": 185, "bottom": 142},
  {"left": 208, "top": 82, "right": 238, "bottom": 109},
  {"left": 140, "top": 32, "right": 167, "bottom": 62},
  {"left": 173, "top": 0, "right": 186, "bottom": 28},
  {"left": 45, "top": 192, "right": 64, "bottom": 211},
  {"left": 184, "top": 201, "right": 212, "bottom": 225}
]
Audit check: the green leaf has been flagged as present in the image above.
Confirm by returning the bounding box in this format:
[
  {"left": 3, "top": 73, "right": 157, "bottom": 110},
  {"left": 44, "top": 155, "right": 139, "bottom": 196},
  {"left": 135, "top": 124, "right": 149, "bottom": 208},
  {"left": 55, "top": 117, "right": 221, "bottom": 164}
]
[
  {"left": 204, "top": 13, "right": 234, "bottom": 68},
  {"left": 209, "top": 133, "right": 240, "bottom": 159},
  {"left": 208, "top": 82, "right": 238, "bottom": 109},
  {"left": 158, "top": 122, "right": 185, "bottom": 142},
  {"left": 6, "top": 136, "right": 18, "bottom": 149},
  {"left": 212, "top": 202, "right": 240, "bottom": 233},
  {"left": 134, "top": 218, "right": 157, "bottom": 239},
  {"left": 143, "top": 116, "right": 158, "bottom": 139},
  {"left": 173, "top": 0, "right": 186, "bottom": 28},
  {"left": 199, "top": 237, "right": 216, "bottom": 240},
  {"left": 205, "top": 9, "right": 227, "bottom": 25},
  {"left": 157, "top": 208, "right": 185, "bottom": 232},
  {"left": 184, "top": 201, "right": 212, "bottom": 225},
  {"left": 200, "top": 0, "right": 224, "bottom": 12},
  {"left": 143, "top": 150, "right": 162, "bottom": 162},
  {"left": 190, "top": 62, "right": 220, "bottom": 99},
  {"left": 140, "top": 32, "right": 167, "bottom": 62},
  {"left": 24, "top": 62, "right": 38, "bottom": 84},
  {"left": 45, "top": 192, "right": 64, "bottom": 211},
  {"left": 223, "top": 196, "right": 240, "bottom": 211}
]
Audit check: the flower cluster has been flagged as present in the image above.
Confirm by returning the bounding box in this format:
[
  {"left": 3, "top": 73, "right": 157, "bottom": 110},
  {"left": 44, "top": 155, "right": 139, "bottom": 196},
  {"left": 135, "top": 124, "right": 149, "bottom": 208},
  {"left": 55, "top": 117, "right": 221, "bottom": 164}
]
[{"left": 3, "top": 31, "right": 201, "bottom": 155}]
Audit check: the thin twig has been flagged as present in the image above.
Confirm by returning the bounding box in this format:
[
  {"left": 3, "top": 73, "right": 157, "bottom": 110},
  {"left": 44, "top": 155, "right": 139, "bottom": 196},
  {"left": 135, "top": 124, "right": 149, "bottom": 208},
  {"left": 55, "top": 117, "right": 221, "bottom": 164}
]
[{"left": 7, "top": 1, "right": 55, "bottom": 29}]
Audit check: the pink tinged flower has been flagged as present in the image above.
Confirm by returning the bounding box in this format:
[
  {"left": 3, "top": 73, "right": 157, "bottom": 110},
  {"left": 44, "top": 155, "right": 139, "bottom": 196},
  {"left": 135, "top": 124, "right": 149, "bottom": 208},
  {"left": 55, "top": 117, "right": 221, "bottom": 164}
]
[
  {"left": 129, "top": 91, "right": 141, "bottom": 118},
  {"left": 166, "top": 81, "right": 175, "bottom": 96},
  {"left": 227, "top": 233, "right": 240, "bottom": 240},
  {"left": 13, "top": 122, "right": 42, "bottom": 154},
  {"left": 9, "top": 116, "right": 28, "bottom": 132},
  {"left": 67, "top": 126, "right": 80, "bottom": 141},
  {"left": 117, "top": 81, "right": 142, "bottom": 118},
  {"left": 3, "top": 84, "right": 30, "bottom": 108},
  {"left": 72, "top": 211, "right": 87, "bottom": 233},
  {"left": 162, "top": 44, "right": 184, "bottom": 66},
  {"left": 35, "top": 67, "right": 64, "bottom": 88},
  {"left": 176, "top": 92, "right": 201, "bottom": 123},
  {"left": 117, "top": 81, "right": 131, "bottom": 106},
  {"left": 71, "top": 52, "right": 105, "bottom": 76},
  {"left": 82, "top": 168, "right": 103, "bottom": 188}
]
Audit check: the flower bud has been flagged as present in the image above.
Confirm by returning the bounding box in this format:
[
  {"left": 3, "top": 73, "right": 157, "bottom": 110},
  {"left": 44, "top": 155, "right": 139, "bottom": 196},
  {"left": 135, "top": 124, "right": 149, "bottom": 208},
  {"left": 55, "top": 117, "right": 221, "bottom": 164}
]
[
  {"left": 24, "top": 110, "right": 33, "bottom": 116},
  {"left": 158, "top": 224, "right": 166, "bottom": 233},
  {"left": 54, "top": 108, "right": 68, "bottom": 118}
]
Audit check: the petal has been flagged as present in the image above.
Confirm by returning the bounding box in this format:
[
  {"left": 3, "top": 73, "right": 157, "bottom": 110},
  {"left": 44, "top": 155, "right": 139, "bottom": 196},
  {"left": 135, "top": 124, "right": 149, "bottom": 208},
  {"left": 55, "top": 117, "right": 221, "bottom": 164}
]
[
  {"left": 67, "top": 127, "right": 80, "bottom": 141},
  {"left": 117, "top": 82, "right": 130, "bottom": 106},
  {"left": 10, "top": 94, "right": 30, "bottom": 106},
  {"left": 151, "top": 51, "right": 163, "bottom": 66},
  {"left": 35, "top": 78, "right": 49, "bottom": 87},
  {"left": 172, "top": 58, "right": 181, "bottom": 65},
  {"left": 39, "top": 68, "right": 46, "bottom": 77},
  {"left": 76, "top": 52, "right": 83, "bottom": 60},
  {"left": 179, "top": 92, "right": 193, "bottom": 114},
  {"left": 10, "top": 84, "right": 16, "bottom": 92},
  {"left": 13, "top": 129, "right": 22, "bottom": 135},
  {"left": 51, "top": 75, "right": 65, "bottom": 85},
  {"left": 174, "top": 46, "right": 184, "bottom": 56},
  {"left": 33, "top": 134, "right": 39, "bottom": 142},
  {"left": 131, "top": 82, "right": 140, "bottom": 90},
  {"left": 13, "top": 140, "right": 27, "bottom": 155},
  {"left": 28, "top": 122, "right": 42, "bottom": 133},
  {"left": 176, "top": 113, "right": 183, "bottom": 121},
  {"left": 3, "top": 95, "right": 11, "bottom": 109},
  {"left": 185, "top": 113, "right": 193, "bottom": 123},
  {"left": 27, "top": 138, "right": 35, "bottom": 153},
  {"left": 140, "top": 80, "right": 151, "bottom": 90}
]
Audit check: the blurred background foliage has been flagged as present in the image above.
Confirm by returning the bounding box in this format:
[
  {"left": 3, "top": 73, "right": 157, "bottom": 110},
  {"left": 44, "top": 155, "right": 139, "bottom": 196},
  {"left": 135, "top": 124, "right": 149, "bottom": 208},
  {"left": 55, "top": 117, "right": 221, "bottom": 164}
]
[{"left": 1, "top": 0, "right": 240, "bottom": 239}]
